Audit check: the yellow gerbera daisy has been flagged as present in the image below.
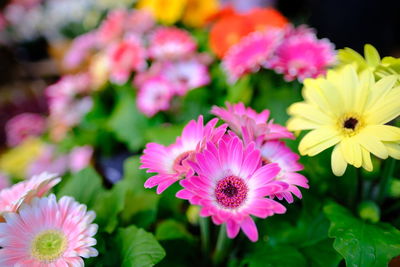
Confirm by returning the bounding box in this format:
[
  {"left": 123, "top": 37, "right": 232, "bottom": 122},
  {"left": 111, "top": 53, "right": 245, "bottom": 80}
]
[
  {"left": 137, "top": 0, "right": 187, "bottom": 25},
  {"left": 287, "top": 65, "right": 400, "bottom": 176}
]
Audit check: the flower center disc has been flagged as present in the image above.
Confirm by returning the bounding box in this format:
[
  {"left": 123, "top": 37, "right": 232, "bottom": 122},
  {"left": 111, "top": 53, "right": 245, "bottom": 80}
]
[
  {"left": 343, "top": 117, "right": 358, "bottom": 130},
  {"left": 31, "top": 229, "right": 67, "bottom": 262},
  {"left": 215, "top": 176, "right": 248, "bottom": 209}
]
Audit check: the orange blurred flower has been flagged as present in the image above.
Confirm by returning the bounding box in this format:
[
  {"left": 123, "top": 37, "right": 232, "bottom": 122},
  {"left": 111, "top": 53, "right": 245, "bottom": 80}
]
[
  {"left": 209, "top": 14, "right": 253, "bottom": 58},
  {"left": 245, "top": 8, "right": 288, "bottom": 32}
]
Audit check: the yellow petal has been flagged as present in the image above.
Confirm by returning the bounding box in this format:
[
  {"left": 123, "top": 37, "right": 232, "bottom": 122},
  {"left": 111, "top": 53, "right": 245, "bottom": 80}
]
[
  {"left": 299, "top": 127, "right": 340, "bottom": 156},
  {"left": 365, "top": 87, "right": 400, "bottom": 124},
  {"left": 361, "top": 147, "right": 373, "bottom": 171},
  {"left": 362, "top": 125, "right": 400, "bottom": 142},
  {"left": 341, "top": 138, "right": 362, "bottom": 167},
  {"left": 364, "top": 44, "right": 381, "bottom": 67},
  {"left": 286, "top": 117, "right": 320, "bottom": 131},
  {"left": 288, "top": 102, "right": 332, "bottom": 125},
  {"left": 355, "top": 132, "right": 388, "bottom": 159},
  {"left": 383, "top": 142, "right": 400, "bottom": 159},
  {"left": 331, "top": 143, "right": 347, "bottom": 176}
]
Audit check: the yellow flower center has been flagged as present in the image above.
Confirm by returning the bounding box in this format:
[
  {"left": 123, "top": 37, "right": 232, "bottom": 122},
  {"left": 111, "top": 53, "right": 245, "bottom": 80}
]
[
  {"left": 31, "top": 230, "right": 67, "bottom": 263},
  {"left": 338, "top": 113, "right": 364, "bottom": 136}
]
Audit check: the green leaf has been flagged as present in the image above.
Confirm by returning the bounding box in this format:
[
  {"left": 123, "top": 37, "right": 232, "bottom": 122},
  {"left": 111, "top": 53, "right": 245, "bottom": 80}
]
[
  {"left": 57, "top": 167, "right": 105, "bottom": 208},
  {"left": 107, "top": 86, "right": 149, "bottom": 152},
  {"left": 156, "top": 219, "right": 194, "bottom": 241},
  {"left": 145, "top": 124, "right": 184, "bottom": 146},
  {"left": 121, "top": 191, "right": 159, "bottom": 228},
  {"left": 116, "top": 225, "right": 166, "bottom": 267},
  {"left": 324, "top": 202, "right": 400, "bottom": 267},
  {"left": 301, "top": 239, "right": 342, "bottom": 267},
  {"left": 242, "top": 245, "right": 307, "bottom": 267},
  {"left": 227, "top": 75, "right": 252, "bottom": 105}
]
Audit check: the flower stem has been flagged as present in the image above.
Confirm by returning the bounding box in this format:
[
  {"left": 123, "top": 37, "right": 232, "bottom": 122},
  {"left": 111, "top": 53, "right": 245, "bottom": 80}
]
[
  {"left": 199, "top": 217, "right": 210, "bottom": 256},
  {"left": 212, "top": 224, "right": 231, "bottom": 266},
  {"left": 377, "top": 158, "right": 396, "bottom": 204}
]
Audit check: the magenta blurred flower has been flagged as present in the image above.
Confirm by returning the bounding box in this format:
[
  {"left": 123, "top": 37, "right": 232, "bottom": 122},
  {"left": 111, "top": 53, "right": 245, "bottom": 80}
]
[
  {"left": 26, "top": 145, "right": 69, "bottom": 178},
  {"left": 260, "top": 140, "right": 309, "bottom": 203},
  {"left": 177, "top": 135, "right": 287, "bottom": 242},
  {"left": 268, "top": 25, "right": 336, "bottom": 81},
  {"left": 223, "top": 29, "right": 282, "bottom": 83},
  {"left": 64, "top": 32, "right": 98, "bottom": 69},
  {"left": 136, "top": 76, "right": 175, "bottom": 117},
  {"left": 125, "top": 9, "right": 155, "bottom": 34},
  {"left": 5, "top": 113, "right": 46, "bottom": 147},
  {"left": 0, "top": 194, "right": 98, "bottom": 266},
  {"left": 148, "top": 27, "right": 197, "bottom": 60},
  {"left": 69, "top": 145, "right": 93, "bottom": 173},
  {"left": 162, "top": 59, "right": 211, "bottom": 95},
  {"left": 97, "top": 9, "right": 127, "bottom": 45},
  {"left": 211, "top": 102, "right": 294, "bottom": 145},
  {"left": 0, "top": 172, "right": 60, "bottom": 220},
  {"left": 107, "top": 35, "right": 147, "bottom": 84},
  {"left": 140, "top": 116, "right": 227, "bottom": 193}
]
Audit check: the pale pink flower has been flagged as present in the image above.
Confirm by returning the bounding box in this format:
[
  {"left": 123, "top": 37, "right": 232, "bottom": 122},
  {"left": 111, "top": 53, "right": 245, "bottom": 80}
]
[
  {"left": 27, "top": 145, "right": 69, "bottom": 178},
  {"left": 0, "top": 172, "right": 60, "bottom": 220},
  {"left": 0, "top": 173, "right": 10, "bottom": 191},
  {"left": 107, "top": 35, "right": 147, "bottom": 84},
  {"left": 5, "top": 113, "right": 46, "bottom": 147},
  {"left": 260, "top": 141, "right": 309, "bottom": 203},
  {"left": 0, "top": 194, "right": 98, "bottom": 266},
  {"left": 46, "top": 73, "right": 91, "bottom": 101},
  {"left": 162, "top": 59, "right": 211, "bottom": 95},
  {"left": 69, "top": 145, "right": 93, "bottom": 173},
  {"left": 268, "top": 25, "right": 336, "bottom": 82},
  {"left": 176, "top": 135, "right": 288, "bottom": 242},
  {"left": 141, "top": 116, "right": 227, "bottom": 193},
  {"left": 125, "top": 9, "right": 155, "bottom": 34},
  {"left": 223, "top": 29, "right": 283, "bottom": 83},
  {"left": 211, "top": 102, "right": 294, "bottom": 145},
  {"left": 148, "top": 27, "right": 197, "bottom": 60},
  {"left": 97, "top": 9, "right": 127, "bottom": 45},
  {"left": 64, "top": 32, "right": 97, "bottom": 69},
  {"left": 136, "top": 76, "right": 175, "bottom": 117}
]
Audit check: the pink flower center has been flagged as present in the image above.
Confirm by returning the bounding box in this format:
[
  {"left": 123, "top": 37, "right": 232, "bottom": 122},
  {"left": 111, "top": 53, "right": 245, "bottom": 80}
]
[
  {"left": 173, "top": 151, "right": 192, "bottom": 172},
  {"left": 215, "top": 176, "right": 248, "bottom": 209}
]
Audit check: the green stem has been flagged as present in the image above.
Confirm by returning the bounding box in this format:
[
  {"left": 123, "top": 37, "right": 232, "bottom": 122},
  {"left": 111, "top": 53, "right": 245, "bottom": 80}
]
[
  {"left": 212, "top": 224, "right": 231, "bottom": 266},
  {"left": 199, "top": 217, "right": 210, "bottom": 256},
  {"left": 377, "top": 158, "right": 396, "bottom": 204}
]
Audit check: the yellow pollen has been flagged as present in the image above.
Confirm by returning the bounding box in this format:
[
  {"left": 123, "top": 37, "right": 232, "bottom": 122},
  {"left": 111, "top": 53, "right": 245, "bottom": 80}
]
[{"left": 31, "top": 229, "right": 67, "bottom": 263}]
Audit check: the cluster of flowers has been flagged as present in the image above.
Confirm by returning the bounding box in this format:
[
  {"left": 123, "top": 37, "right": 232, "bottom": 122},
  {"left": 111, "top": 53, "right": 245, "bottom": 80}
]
[
  {"left": 141, "top": 102, "right": 308, "bottom": 241},
  {"left": 208, "top": 7, "right": 336, "bottom": 83},
  {"left": 0, "top": 172, "right": 98, "bottom": 266},
  {"left": 1, "top": 112, "right": 93, "bottom": 179},
  {"left": 64, "top": 8, "right": 212, "bottom": 117}
]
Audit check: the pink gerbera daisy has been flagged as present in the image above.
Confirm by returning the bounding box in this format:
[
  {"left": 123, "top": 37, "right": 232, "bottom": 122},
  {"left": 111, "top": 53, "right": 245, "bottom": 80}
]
[
  {"left": 148, "top": 27, "right": 197, "bottom": 60},
  {"left": 0, "top": 194, "right": 98, "bottom": 266},
  {"left": 125, "top": 9, "right": 155, "bottom": 34},
  {"left": 176, "top": 135, "right": 288, "bottom": 242},
  {"left": 222, "top": 29, "right": 283, "bottom": 83},
  {"left": 0, "top": 172, "right": 60, "bottom": 220},
  {"left": 97, "top": 9, "right": 127, "bottom": 45},
  {"left": 260, "top": 141, "right": 309, "bottom": 203},
  {"left": 107, "top": 35, "right": 147, "bottom": 84},
  {"left": 5, "top": 113, "right": 46, "bottom": 147},
  {"left": 268, "top": 25, "right": 336, "bottom": 82},
  {"left": 141, "top": 116, "right": 227, "bottom": 194},
  {"left": 162, "top": 59, "right": 210, "bottom": 95},
  {"left": 211, "top": 102, "right": 294, "bottom": 145},
  {"left": 136, "top": 76, "right": 175, "bottom": 117}
]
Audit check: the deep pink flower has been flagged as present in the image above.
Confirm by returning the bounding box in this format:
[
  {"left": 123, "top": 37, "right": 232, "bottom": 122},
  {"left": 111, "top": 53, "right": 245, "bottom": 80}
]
[
  {"left": 27, "top": 145, "right": 69, "bottom": 178},
  {"left": 223, "top": 29, "right": 283, "bottom": 83},
  {"left": 69, "top": 145, "right": 93, "bottom": 173},
  {"left": 211, "top": 102, "right": 294, "bottom": 145},
  {"left": 0, "top": 172, "right": 60, "bottom": 220},
  {"left": 162, "top": 59, "right": 210, "bottom": 95},
  {"left": 148, "top": 27, "right": 197, "bottom": 60},
  {"left": 268, "top": 25, "right": 336, "bottom": 82},
  {"left": 5, "top": 113, "right": 46, "bottom": 147},
  {"left": 141, "top": 116, "right": 227, "bottom": 193},
  {"left": 107, "top": 35, "right": 147, "bottom": 84},
  {"left": 64, "top": 32, "right": 97, "bottom": 69},
  {"left": 136, "top": 76, "right": 175, "bottom": 117},
  {"left": 260, "top": 141, "right": 309, "bottom": 203},
  {"left": 97, "top": 9, "right": 127, "bottom": 45},
  {"left": 0, "top": 194, "right": 98, "bottom": 266},
  {"left": 176, "top": 135, "right": 288, "bottom": 242}
]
